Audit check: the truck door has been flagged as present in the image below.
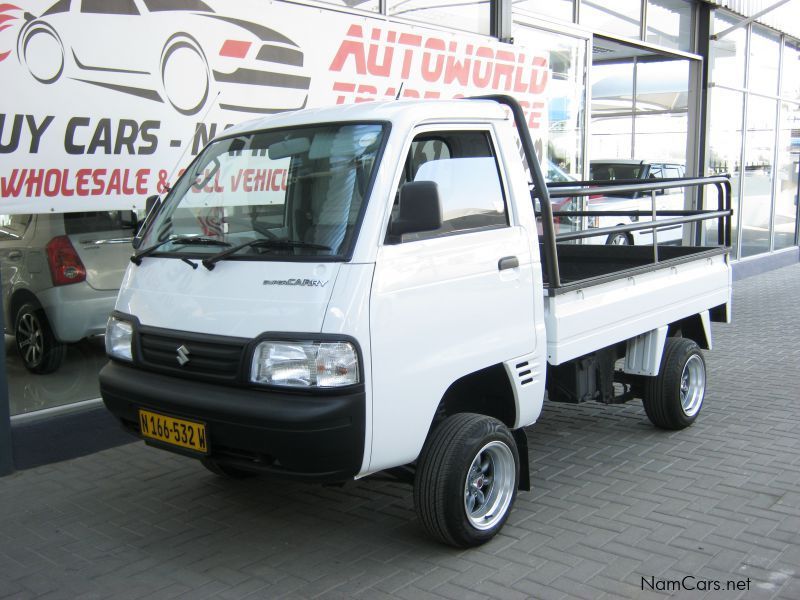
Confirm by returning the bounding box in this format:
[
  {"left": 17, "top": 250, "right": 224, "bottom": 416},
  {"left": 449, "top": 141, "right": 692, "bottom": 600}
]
[{"left": 368, "top": 126, "right": 538, "bottom": 472}]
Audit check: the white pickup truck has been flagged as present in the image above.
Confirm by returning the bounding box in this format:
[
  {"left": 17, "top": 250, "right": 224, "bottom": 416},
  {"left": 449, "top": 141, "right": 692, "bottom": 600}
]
[{"left": 100, "top": 96, "right": 732, "bottom": 548}]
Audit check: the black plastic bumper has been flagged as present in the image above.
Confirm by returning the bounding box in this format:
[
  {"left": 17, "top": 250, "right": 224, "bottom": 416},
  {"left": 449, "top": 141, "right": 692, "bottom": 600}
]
[{"left": 100, "top": 361, "right": 365, "bottom": 482}]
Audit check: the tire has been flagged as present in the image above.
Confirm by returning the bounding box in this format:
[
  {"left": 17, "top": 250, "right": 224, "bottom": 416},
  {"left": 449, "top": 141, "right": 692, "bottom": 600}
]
[
  {"left": 642, "top": 338, "right": 706, "bottom": 430},
  {"left": 201, "top": 458, "right": 256, "bottom": 479},
  {"left": 14, "top": 302, "right": 65, "bottom": 374},
  {"left": 18, "top": 21, "right": 64, "bottom": 84},
  {"left": 160, "top": 34, "right": 210, "bottom": 116},
  {"left": 606, "top": 231, "right": 633, "bottom": 245},
  {"left": 414, "top": 413, "right": 519, "bottom": 548}
]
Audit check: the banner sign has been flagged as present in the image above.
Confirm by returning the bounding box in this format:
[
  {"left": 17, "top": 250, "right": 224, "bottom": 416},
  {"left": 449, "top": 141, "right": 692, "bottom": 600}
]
[{"left": 0, "top": 0, "right": 549, "bottom": 214}]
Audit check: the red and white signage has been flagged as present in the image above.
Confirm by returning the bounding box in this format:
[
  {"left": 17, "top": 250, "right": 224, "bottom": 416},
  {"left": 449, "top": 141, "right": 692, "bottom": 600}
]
[{"left": 0, "top": 0, "right": 549, "bottom": 213}]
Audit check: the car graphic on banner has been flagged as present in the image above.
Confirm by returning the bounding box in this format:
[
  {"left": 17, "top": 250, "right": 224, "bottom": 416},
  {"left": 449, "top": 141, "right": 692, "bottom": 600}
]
[{"left": 15, "top": 0, "right": 310, "bottom": 115}]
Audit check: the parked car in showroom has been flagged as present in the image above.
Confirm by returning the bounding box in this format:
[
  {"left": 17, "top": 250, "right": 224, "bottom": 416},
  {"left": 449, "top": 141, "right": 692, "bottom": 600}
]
[
  {"left": 585, "top": 159, "right": 687, "bottom": 245},
  {"left": 0, "top": 211, "right": 137, "bottom": 373}
]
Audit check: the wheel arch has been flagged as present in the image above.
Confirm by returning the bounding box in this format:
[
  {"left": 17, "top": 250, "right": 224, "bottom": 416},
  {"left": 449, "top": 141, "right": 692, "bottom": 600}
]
[
  {"left": 668, "top": 310, "right": 712, "bottom": 350},
  {"left": 435, "top": 363, "right": 517, "bottom": 429},
  {"left": 8, "top": 288, "right": 42, "bottom": 334},
  {"left": 416, "top": 364, "right": 531, "bottom": 493}
]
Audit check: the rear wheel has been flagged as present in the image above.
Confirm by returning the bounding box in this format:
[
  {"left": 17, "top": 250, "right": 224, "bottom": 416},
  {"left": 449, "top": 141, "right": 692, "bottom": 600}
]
[
  {"left": 606, "top": 231, "right": 633, "bottom": 245},
  {"left": 15, "top": 302, "right": 65, "bottom": 374},
  {"left": 414, "top": 413, "right": 519, "bottom": 548},
  {"left": 643, "top": 338, "right": 706, "bottom": 430}
]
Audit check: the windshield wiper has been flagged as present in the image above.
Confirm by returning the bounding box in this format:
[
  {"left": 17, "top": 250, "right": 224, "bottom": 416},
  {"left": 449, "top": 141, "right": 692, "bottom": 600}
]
[
  {"left": 202, "top": 239, "right": 332, "bottom": 271},
  {"left": 131, "top": 236, "right": 231, "bottom": 266}
]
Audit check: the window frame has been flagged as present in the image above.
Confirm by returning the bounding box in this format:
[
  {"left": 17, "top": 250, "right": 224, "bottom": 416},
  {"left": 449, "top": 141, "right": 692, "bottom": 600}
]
[
  {"left": 385, "top": 124, "right": 511, "bottom": 245},
  {"left": 81, "top": 0, "right": 140, "bottom": 15},
  {"left": 0, "top": 214, "right": 33, "bottom": 241}
]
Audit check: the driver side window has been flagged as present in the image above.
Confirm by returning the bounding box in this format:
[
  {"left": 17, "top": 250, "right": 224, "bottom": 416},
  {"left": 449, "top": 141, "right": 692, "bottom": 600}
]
[{"left": 388, "top": 130, "right": 508, "bottom": 243}]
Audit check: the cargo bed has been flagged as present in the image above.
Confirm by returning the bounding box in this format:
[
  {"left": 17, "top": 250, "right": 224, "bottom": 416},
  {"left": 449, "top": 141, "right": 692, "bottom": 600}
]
[
  {"left": 542, "top": 248, "right": 731, "bottom": 365},
  {"left": 543, "top": 244, "right": 729, "bottom": 293}
]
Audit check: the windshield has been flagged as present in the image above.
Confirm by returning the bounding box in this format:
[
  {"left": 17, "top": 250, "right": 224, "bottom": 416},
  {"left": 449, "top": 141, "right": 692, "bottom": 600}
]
[
  {"left": 141, "top": 123, "right": 386, "bottom": 261},
  {"left": 590, "top": 163, "right": 644, "bottom": 180}
]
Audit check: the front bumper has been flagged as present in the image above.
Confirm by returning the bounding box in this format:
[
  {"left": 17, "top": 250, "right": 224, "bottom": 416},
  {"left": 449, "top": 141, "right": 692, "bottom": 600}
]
[{"left": 100, "top": 361, "right": 365, "bottom": 482}]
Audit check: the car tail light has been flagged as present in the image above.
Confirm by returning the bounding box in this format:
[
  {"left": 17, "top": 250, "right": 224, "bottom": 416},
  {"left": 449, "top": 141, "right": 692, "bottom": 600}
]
[
  {"left": 46, "top": 236, "right": 86, "bottom": 286},
  {"left": 220, "top": 40, "right": 251, "bottom": 59}
]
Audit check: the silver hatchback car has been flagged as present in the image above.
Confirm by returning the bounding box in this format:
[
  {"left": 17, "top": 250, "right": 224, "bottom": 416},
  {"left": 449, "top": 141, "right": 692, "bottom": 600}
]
[{"left": 0, "top": 211, "right": 137, "bottom": 374}]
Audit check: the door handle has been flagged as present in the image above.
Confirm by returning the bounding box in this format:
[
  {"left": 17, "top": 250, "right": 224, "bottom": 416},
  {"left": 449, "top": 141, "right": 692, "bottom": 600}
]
[
  {"left": 498, "top": 256, "right": 519, "bottom": 271},
  {"left": 7, "top": 251, "right": 22, "bottom": 260}
]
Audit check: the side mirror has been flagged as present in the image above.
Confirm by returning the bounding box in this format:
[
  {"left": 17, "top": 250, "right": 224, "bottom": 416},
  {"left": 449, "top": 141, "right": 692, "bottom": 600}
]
[
  {"left": 390, "top": 181, "right": 442, "bottom": 237},
  {"left": 132, "top": 195, "right": 162, "bottom": 249}
]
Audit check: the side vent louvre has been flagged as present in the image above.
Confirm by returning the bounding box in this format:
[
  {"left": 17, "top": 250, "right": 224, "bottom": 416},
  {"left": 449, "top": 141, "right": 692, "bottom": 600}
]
[{"left": 513, "top": 359, "right": 539, "bottom": 387}]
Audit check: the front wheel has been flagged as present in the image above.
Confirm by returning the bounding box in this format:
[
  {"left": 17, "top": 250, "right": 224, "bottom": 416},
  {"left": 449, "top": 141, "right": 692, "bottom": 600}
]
[
  {"left": 414, "top": 413, "right": 519, "bottom": 548},
  {"left": 160, "top": 34, "right": 210, "bottom": 116},
  {"left": 642, "top": 338, "right": 706, "bottom": 430}
]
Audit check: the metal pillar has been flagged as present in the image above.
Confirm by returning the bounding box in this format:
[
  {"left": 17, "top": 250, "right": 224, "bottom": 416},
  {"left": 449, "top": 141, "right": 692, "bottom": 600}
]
[{"left": 0, "top": 277, "right": 14, "bottom": 476}]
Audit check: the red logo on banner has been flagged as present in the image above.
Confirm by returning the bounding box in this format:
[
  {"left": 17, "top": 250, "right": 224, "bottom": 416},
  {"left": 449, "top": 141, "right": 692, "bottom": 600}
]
[{"left": 0, "top": 4, "right": 22, "bottom": 62}]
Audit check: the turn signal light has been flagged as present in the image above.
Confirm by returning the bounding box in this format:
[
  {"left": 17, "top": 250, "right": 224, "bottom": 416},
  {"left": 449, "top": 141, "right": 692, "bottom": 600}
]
[{"left": 46, "top": 236, "right": 86, "bottom": 286}]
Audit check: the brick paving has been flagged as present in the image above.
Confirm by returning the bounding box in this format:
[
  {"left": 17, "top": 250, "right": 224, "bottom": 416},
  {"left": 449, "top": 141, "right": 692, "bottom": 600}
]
[{"left": 1, "top": 263, "right": 799, "bottom": 599}]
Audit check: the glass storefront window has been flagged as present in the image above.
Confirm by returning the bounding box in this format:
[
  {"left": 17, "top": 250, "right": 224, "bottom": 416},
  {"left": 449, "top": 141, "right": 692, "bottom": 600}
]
[
  {"left": 2, "top": 210, "right": 140, "bottom": 415},
  {"left": 741, "top": 95, "right": 777, "bottom": 257},
  {"left": 513, "top": 0, "right": 574, "bottom": 23},
  {"left": 782, "top": 40, "right": 800, "bottom": 103},
  {"left": 646, "top": 0, "right": 693, "bottom": 52},
  {"left": 581, "top": 0, "right": 642, "bottom": 40},
  {"left": 512, "top": 25, "right": 587, "bottom": 179},
  {"left": 590, "top": 61, "right": 634, "bottom": 159},
  {"left": 706, "top": 87, "right": 744, "bottom": 257},
  {"left": 748, "top": 25, "right": 780, "bottom": 96},
  {"left": 711, "top": 13, "right": 747, "bottom": 89},
  {"left": 591, "top": 51, "right": 691, "bottom": 163},
  {"left": 386, "top": 0, "right": 491, "bottom": 35},
  {"left": 633, "top": 59, "right": 689, "bottom": 161},
  {"left": 774, "top": 102, "right": 800, "bottom": 250}
]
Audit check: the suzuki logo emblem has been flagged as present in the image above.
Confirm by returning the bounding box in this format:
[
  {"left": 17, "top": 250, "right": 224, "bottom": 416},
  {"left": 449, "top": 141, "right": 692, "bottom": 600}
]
[{"left": 176, "top": 344, "right": 190, "bottom": 366}]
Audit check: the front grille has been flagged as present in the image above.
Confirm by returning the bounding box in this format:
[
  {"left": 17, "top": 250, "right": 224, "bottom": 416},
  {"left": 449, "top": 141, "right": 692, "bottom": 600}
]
[{"left": 137, "top": 327, "right": 248, "bottom": 384}]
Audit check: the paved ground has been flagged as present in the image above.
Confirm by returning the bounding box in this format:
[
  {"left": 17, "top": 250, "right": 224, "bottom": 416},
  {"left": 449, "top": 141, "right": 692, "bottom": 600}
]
[{"left": 1, "top": 263, "right": 799, "bottom": 600}]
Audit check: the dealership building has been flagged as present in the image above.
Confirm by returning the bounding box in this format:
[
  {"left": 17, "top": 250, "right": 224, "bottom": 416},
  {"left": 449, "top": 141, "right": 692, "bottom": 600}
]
[{"left": 1, "top": 0, "right": 798, "bottom": 471}]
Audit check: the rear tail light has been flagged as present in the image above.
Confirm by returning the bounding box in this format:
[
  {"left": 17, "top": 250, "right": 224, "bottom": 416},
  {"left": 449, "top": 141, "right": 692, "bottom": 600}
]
[{"left": 46, "top": 236, "right": 86, "bottom": 286}]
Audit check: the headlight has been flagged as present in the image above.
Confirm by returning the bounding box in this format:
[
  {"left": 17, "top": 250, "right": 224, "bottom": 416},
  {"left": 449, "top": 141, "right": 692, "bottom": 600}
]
[
  {"left": 251, "top": 340, "right": 359, "bottom": 388},
  {"left": 105, "top": 316, "right": 133, "bottom": 361}
]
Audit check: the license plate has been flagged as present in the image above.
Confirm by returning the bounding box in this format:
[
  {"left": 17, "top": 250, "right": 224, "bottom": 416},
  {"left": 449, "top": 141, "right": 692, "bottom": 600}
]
[{"left": 138, "top": 409, "right": 208, "bottom": 454}]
